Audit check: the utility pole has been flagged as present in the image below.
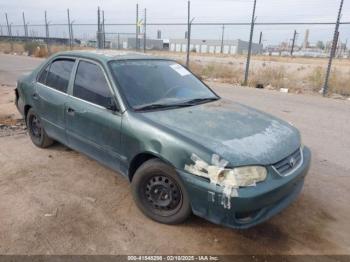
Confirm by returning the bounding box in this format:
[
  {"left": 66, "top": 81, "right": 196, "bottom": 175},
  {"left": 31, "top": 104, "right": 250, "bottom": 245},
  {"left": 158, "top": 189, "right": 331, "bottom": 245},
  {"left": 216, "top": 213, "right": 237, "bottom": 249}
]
[
  {"left": 243, "top": 0, "right": 257, "bottom": 86},
  {"left": 290, "top": 30, "right": 297, "bottom": 56},
  {"left": 136, "top": 3, "right": 139, "bottom": 51},
  {"left": 220, "top": 24, "right": 225, "bottom": 54},
  {"left": 143, "top": 8, "right": 147, "bottom": 53},
  {"left": 45, "top": 11, "right": 51, "bottom": 54},
  {"left": 323, "top": 0, "right": 344, "bottom": 96},
  {"left": 67, "top": 9, "right": 72, "bottom": 49}
]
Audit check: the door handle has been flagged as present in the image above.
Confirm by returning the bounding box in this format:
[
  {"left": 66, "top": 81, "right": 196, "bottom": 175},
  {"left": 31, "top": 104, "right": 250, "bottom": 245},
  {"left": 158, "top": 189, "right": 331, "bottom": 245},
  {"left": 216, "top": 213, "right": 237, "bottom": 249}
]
[{"left": 67, "top": 107, "right": 75, "bottom": 115}]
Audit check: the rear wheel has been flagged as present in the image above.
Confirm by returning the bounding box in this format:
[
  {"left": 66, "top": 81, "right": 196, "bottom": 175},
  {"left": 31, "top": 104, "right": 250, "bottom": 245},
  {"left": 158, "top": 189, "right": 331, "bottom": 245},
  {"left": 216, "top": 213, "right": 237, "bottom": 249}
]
[
  {"left": 131, "top": 158, "right": 192, "bottom": 224},
  {"left": 26, "top": 108, "right": 54, "bottom": 148}
]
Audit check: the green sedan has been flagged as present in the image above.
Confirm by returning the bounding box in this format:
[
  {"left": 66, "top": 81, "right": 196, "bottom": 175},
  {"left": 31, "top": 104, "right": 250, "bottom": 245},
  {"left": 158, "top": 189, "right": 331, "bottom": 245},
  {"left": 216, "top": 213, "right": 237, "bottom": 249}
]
[{"left": 15, "top": 50, "right": 310, "bottom": 229}]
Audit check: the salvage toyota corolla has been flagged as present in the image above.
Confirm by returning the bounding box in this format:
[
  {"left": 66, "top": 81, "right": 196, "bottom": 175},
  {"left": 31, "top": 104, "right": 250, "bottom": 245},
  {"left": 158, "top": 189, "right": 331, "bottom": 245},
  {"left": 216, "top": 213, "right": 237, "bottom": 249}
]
[{"left": 15, "top": 50, "right": 311, "bottom": 229}]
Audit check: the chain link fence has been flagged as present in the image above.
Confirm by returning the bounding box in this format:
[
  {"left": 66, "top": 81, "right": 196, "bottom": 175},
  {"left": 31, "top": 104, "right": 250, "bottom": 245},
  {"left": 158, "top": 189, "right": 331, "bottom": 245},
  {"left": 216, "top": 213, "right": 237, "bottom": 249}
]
[{"left": 1, "top": 1, "right": 349, "bottom": 96}]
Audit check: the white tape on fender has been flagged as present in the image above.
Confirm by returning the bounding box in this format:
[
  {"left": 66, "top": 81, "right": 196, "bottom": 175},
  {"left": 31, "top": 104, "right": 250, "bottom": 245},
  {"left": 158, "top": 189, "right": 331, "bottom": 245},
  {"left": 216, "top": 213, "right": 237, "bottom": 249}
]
[{"left": 169, "top": 64, "right": 191, "bottom": 76}]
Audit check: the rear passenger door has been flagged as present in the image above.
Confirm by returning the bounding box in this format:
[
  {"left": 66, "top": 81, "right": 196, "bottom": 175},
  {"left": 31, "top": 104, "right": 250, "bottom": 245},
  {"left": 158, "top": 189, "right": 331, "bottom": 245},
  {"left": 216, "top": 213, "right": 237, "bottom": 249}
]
[
  {"left": 35, "top": 58, "right": 75, "bottom": 144},
  {"left": 65, "top": 59, "right": 123, "bottom": 171}
]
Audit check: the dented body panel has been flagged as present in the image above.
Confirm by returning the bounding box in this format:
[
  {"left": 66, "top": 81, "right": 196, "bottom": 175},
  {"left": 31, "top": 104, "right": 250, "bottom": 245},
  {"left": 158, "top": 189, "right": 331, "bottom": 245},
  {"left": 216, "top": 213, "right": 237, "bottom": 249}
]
[
  {"left": 178, "top": 147, "right": 310, "bottom": 229},
  {"left": 140, "top": 99, "right": 301, "bottom": 166},
  {"left": 16, "top": 50, "right": 311, "bottom": 229}
]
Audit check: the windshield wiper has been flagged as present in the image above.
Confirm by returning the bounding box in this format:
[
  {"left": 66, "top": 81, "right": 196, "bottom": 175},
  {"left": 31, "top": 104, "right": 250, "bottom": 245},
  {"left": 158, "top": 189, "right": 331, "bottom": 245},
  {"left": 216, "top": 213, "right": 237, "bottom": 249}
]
[
  {"left": 179, "top": 97, "right": 219, "bottom": 106},
  {"left": 134, "top": 103, "right": 189, "bottom": 111},
  {"left": 134, "top": 97, "right": 219, "bottom": 111}
]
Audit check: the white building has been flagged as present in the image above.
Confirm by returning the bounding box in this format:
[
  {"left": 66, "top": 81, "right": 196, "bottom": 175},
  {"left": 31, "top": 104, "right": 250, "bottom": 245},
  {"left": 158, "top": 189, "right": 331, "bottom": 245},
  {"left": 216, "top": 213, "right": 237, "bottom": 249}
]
[{"left": 169, "top": 39, "right": 263, "bottom": 55}]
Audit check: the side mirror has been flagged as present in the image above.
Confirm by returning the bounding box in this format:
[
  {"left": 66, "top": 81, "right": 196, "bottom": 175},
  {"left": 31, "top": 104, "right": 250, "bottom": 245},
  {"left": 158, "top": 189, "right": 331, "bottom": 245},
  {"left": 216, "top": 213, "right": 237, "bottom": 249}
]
[{"left": 106, "top": 97, "right": 118, "bottom": 112}]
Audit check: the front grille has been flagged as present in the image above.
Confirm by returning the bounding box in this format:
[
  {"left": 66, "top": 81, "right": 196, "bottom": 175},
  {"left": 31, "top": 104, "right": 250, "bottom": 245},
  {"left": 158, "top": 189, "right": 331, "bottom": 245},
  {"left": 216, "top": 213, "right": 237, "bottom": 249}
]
[{"left": 272, "top": 148, "right": 302, "bottom": 176}]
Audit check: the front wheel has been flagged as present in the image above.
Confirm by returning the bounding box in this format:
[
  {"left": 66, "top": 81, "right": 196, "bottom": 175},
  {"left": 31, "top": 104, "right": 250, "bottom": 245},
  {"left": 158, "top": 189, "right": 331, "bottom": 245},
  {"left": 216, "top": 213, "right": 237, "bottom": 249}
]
[
  {"left": 131, "top": 159, "right": 192, "bottom": 224},
  {"left": 26, "top": 108, "right": 54, "bottom": 148}
]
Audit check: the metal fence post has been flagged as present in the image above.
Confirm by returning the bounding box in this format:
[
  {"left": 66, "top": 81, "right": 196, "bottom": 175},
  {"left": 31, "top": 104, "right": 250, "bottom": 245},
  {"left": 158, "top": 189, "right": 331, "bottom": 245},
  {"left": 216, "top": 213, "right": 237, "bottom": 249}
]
[
  {"left": 136, "top": 3, "right": 139, "bottom": 51},
  {"left": 70, "top": 22, "right": 75, "bottom": 47},
  {"left": 186, "top": 0, "right": 191, "bottom": 68},
  {"left": 117, "top": 33, "right": 120, "bottom": 49},
  {"left": 97, "top": 7, "right": 101, "bottom": 49},
  {"left": 5, "top": 13, "right": 11, "bottom": 37},
  {"left": 22, "top": 12, "right": 28, "bottom": 38},
  {"left": 220, "top": 24, "right": 225, "bottom": 54},
  {"left": 102, "top": 10, "right": 105, "bottom": 48},
  {"left": 259, "top": 31, "right": 262, "bottom": 45},
  {"left": 243, "top": 0, "right": 257, "bottom": 86},
  {"left": 143, "top": 8, "right": 147, "bottom": 53},
  {"left": 5, "top": 13, "right": 13, "bottom": 52},
  {"left": 45, "top": 11, "right": 51, "bottom": 54},
  {"left": 290, "top": 30, "right": 297, "bottom": 56},
  {"left": 323, "top": 0, "right": 344, "bottom": 96},
  {"left": 67, "top": 9, "right": 72, "bottom": 49}
]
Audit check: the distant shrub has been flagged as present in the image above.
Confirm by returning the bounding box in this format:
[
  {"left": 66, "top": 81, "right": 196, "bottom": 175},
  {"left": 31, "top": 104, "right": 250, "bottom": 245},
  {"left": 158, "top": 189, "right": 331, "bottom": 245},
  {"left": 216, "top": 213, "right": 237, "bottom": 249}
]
[
  {"left": 307, "top": 66, "right": 324, "bottom": 91},
  {"left": 24, "top": 42, "right": 48, "bottom": 57},
  {"left": 248, "top": 66, "right": 290, "bottom": 89}
]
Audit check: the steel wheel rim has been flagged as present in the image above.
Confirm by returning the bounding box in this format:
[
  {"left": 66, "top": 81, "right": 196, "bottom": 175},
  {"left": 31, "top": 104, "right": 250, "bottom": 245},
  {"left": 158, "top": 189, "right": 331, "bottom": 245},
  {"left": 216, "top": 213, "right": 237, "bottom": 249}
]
[
  {"left": 142, "top": 174, "right": 183, "bottom": 216},
  {"left": 30, "top": 115, "right": 42, "bottom": 138}
]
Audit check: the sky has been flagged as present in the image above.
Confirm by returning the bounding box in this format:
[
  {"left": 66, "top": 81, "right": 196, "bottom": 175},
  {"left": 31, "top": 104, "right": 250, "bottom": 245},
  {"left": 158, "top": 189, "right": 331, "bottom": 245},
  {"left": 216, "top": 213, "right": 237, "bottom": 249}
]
[{"left": 1, "top": 0, "right": 350, "bottom": 46}]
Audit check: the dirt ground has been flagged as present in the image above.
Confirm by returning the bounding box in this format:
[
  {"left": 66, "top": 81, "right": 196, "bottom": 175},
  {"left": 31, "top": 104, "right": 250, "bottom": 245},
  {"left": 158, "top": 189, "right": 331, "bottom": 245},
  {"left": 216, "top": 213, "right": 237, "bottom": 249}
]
[{"left": 0, "top": 54, "right": 350, "bottom": 255}]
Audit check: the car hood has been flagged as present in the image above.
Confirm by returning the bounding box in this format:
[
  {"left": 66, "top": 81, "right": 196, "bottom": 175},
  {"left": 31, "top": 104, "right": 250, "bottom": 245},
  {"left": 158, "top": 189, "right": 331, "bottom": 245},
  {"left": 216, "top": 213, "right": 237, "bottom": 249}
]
[{"left": 140, "top": 99, "right": 300, "bottom": 166}]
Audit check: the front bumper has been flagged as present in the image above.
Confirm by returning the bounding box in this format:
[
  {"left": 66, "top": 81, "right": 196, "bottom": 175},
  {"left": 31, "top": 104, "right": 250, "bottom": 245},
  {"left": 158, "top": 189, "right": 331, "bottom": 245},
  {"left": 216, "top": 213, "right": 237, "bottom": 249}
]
[{"left": 177, "top": 146, "right": 311, "bottom": 229}]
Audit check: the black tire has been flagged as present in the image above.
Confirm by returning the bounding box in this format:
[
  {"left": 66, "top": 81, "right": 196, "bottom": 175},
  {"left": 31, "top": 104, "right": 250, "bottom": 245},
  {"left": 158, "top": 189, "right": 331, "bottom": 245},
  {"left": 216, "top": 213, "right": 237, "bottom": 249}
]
[
  {"left": 131, "top": 158, "right": 192, "bottom": 224},
  {"left": 26, "top": 108, "right": 54, "bottom": 148}
]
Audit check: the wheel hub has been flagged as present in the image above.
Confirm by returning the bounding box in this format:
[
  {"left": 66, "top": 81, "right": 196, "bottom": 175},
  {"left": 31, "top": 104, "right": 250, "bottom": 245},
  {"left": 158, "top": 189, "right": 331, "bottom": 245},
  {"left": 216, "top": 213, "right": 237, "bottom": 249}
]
[
  {"left": 30, "top": 116, "right": 42, "bottom": 138},
  {"left": 145, "top": 175, "right": 181, "bottom": 210}
]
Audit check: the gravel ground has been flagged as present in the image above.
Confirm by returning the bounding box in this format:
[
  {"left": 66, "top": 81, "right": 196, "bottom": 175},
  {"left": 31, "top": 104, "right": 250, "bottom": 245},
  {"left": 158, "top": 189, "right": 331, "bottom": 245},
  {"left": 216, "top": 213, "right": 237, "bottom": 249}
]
[{"left": 0, "top": 53, "right": 349, "bottom": 255}]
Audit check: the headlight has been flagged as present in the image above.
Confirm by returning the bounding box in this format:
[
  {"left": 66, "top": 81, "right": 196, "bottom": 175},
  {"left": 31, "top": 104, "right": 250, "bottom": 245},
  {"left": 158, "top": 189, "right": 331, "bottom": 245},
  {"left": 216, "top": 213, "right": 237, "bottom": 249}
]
[
  {"left": 185, "top": 153, "right": 267, "bottom": 188},
  {"left": 218, "top": 166, "right": 267, "bottom": 187}
]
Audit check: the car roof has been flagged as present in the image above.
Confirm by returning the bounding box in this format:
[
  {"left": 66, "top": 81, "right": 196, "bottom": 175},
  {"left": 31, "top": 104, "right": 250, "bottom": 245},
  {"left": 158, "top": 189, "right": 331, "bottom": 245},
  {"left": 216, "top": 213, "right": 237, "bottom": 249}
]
[{"left": 54, "top": 50, "right": 172, "bottom": 63}]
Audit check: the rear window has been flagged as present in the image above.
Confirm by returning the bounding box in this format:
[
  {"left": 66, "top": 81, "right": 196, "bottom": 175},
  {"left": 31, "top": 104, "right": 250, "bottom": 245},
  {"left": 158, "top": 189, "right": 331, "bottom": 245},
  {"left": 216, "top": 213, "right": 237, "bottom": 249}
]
[{"left": 44, "top": 59, "right": 75, "bottom": 93}]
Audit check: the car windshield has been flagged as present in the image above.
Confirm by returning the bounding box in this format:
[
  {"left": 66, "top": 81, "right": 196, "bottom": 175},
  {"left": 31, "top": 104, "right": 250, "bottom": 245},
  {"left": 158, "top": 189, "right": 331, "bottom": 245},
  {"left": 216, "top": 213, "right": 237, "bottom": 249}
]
[{"left": 108, "top": 60, "right": 218, "bottom": 110}]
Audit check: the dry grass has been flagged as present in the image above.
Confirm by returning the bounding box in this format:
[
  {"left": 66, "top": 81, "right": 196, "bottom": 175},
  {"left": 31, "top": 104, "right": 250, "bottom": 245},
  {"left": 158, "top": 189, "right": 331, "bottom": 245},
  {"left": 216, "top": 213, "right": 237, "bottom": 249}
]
[
  {"left": 306, "top": 66, "right": 350, "bottom": 96},
  {"left": 187, "top": 61, "right": 350, "bottom": 96},
  {"left": 306, "top": 66, "right": 324, "bottom": 92},
  {"left": 186, "top": 61, "right": 244, "bottom": 84},
  {"left": 0, "top": 41, "right": 93, "bottom": 58},
  {"left": 248, "top": 65, "right": 293, "bottom": 89},
  {"left": 329, "top": 69, "right": 350, "bottom": 96},
  {"left": 0, "top": 41, "right": 25, "bottom": 54},
  {"left": 189, "top": 62, "right": 298, "bottom": 91}
]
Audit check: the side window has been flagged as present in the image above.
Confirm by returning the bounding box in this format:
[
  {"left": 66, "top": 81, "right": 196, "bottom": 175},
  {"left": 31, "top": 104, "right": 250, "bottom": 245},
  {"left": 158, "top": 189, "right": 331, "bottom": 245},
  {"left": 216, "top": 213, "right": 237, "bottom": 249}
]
[
  {"left": 38, "top": 63, "right": 50, "bottom": 84},
  {"left": 73, "top": 61, "right": 112, "bottom": 108},
  {"left": 45, "top": 59, "right": 75, "bottom": 93}
]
